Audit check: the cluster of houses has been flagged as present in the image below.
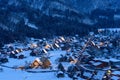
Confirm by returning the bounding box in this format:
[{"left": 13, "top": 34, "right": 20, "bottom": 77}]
[{"left": 0, "top": 28, "right": 120, "bottom": 79}]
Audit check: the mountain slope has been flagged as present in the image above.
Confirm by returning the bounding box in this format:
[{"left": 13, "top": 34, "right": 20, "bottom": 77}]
[{"left": 0, "top": 0, "right": 120, "bottom": 46}]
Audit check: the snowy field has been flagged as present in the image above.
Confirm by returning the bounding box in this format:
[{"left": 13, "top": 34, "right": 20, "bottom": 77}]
[
  {"left": 0, "top": 50, "right": 73, "bottom": 80},
  {"left": 0, "top": 67, "right": 71, "bottom": 80}
]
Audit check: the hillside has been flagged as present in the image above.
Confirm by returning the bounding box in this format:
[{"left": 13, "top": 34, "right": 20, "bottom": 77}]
[{"left": 0, "top": 0, "right": 120, "bottom": 45}]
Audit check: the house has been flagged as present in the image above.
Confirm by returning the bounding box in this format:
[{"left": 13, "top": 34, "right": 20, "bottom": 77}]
[
  {"left": 67, "top": 65, "right": 79, "bottom": 78},
  {"left": 68, "top": 56, "right": 74, "bottom": 62},
  {"left": 109, "top": 59, "right": 120, "bottom": 69},
  {"left": 93, "top": 71, "right": 106, "bottom": 80},
  {"left": 44, "top": 44, "right": 51, "bottom": 50},
  {"left": 9, "top": 52, "right": 17, "bottom": 58},
  {"left": 111, "top": 76, "right": 120, "bottom": 80},
  {"left": 83, "top": 71, "right": 92, "bottom": 79},
  {"left": 61, "top": 43, "right": 71, "bottom": 51},
  {"left": 14, "top": 49, "right": 22, "bottom": 54},
  {"left": 40, "top": 57, "right": 51, "bottom": 69},
  {"left": 18, "top": 54, "right": 24, "bottom": 59},
  {"left": 30, "top": 58, "right": 42, "bottom": 68},
  {"left": 56, "top": 71, "right": 65, "bottom": 78},
  {"left": 52, "top": 43, "right": 60, "bottom": 49},
  {"left": 41, "top": 49, "right": 48, "bottom": 54},
  {"left": 58, "top": 63, "right": 65, "bottom": 72},
  {"left": 89, "top": 61, "right": 102, "bottom": 67},
  {"left": 30, "top": 43, "right": 38, "bottom": 49},
  {"left": 59, "top": 36, "right": 65, "bottom": 42},
  {"left": 111, "top": 71, "right": 120, "bottom": 77},
  {"left": 30, "top": 49, "right": 40, "bottom": 56},
  {"left": 89, "top": 60, "right": 109, "bottom": 68},
  {"left": 16, "top": 48, "right": 23, "bottom": 53},
  {"left": 0, "top": 57, "right": 8, "bottom": 63},
  {"left": 30, "top": 57, "right": 51, "bottom": 69},
  {"left": 55, "top": 36, "right": 65, "bottom": 44},
  {"left": 58, "top": 39, "right": 63, "bottom": 43}
]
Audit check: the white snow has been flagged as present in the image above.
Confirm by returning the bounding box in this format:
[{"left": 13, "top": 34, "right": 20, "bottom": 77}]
[
  {"left": 0, "top": 67, "right": 70, "bottom": 80},
  {"left": 27, "top": 23, "right": 38, "bottom": 29},
  {"left": 90, "top": 61, "right": 101, "bottom": 66},
  {"left": 112, "top": 71, "right": 120, "bottom": 75},
  {"left": 93, "top": 71, "right": 105, "bottom": 80},
  {"left": 49, "top": 50, "right": 66, "bottom": 65},
  {"left": 111, "top": 76, "right": 120, "bottom": 80},
  {"left": 24, "top": 18, "right": 38, "bottom": 29},
  {"left": 98, "top": 28, "right": 120, "bottom": 32},
  {"left": 83, "top": 72, "right": 92, "bottom": 78},
  {"left": 0, "top": 50, "right": 72, "bottom": 80}
]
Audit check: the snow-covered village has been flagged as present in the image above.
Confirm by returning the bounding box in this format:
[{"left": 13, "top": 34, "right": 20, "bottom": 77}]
[
  {"left": 0, "top": 0, "right": 120, "bottom": 80},
  {"left": 0, "top": 28, "right": 119, "bottom": 80}
]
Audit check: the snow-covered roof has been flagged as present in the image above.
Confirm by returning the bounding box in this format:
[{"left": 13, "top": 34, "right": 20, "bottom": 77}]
[
  {"left": 111, "top": 76, "right": 120, "bottom": 80},
  {"left": 90, "top": 61, "right": 102, "bottom": 66},
  {"left": 83, "top": 72, "right": 92, "bottom": 78},
  {"left": 94, "top": 58, "right": 120, "bottom": 63},
  {"left": 112, "top": 71, "right": 120, "bottom": 75},
  {"left": 93, "top": 71, "right": 105, "bottom": 80}
]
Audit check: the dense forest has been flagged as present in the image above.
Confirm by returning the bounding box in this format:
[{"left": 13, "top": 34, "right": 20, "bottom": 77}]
[{"left": 0, "top": 0, "right": 120, "bottom": 47}]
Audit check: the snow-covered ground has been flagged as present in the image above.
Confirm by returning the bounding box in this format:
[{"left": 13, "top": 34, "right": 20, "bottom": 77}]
[
  {"left": 0, "top": 67, "right": 71, "bottom": 80},
  {"left": 0, "top": 50, "right": 73, "bottom": 80}
]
